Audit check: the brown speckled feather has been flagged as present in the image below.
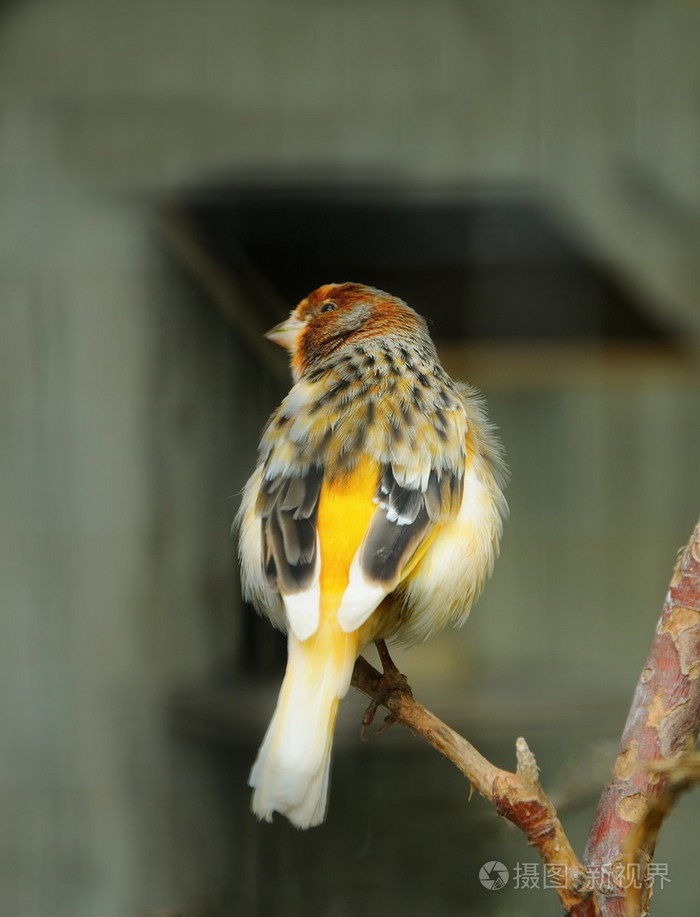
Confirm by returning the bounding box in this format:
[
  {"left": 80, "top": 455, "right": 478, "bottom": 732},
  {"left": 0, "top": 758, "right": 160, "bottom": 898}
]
[{"left": 257, "top": 323, "right": 468, "bottom": 594}]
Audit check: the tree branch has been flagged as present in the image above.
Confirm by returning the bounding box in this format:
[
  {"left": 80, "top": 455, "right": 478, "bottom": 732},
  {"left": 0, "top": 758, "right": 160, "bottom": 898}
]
[
  {"left": 351, "top": 518, "right": 700, "bottom": 916},
  {"left": 584, "top": 520, "right": 700, "bottom": 916},
  {"left": 351, "top": 656, "right": 598, "bottom": 915},
  {"left": 623, "top": 753, "right": 700, "bottom": 917}
]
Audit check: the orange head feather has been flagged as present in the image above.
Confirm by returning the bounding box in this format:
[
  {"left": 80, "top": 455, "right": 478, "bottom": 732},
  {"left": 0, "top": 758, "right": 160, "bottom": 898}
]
[{"left": 266, "top": 282, "right": 431, "bottom": 380}]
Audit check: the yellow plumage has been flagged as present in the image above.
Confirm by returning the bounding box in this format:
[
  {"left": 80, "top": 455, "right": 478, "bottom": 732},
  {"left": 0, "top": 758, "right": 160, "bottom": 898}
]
[
  {"left": 250, "top": 457, "right": 380, "bottom": 827},
  {"left": 317, "top": 456, "right": 379, "bottom": 614}
]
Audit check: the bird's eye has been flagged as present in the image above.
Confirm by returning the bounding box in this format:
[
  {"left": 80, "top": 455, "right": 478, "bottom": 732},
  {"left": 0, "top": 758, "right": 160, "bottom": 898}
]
[{"left": 319, "top": 301, "right": 338, "bottom": 313}]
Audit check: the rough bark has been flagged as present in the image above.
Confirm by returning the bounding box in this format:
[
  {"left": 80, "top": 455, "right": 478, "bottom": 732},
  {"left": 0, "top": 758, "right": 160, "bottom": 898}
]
[{"left": 584, "top": 520, "right": 700, "bottom": 916}]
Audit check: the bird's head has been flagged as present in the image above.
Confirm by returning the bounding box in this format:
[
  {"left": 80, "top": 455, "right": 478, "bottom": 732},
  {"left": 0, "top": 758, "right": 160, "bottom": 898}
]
[{"left": 266, "top": 282, "right": 429, "bottom": 380}]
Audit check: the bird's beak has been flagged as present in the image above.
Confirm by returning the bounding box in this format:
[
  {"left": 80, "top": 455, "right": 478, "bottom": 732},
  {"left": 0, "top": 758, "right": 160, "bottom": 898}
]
[{"left": 265, "top": 314, "right": 305, "bottom": 350}]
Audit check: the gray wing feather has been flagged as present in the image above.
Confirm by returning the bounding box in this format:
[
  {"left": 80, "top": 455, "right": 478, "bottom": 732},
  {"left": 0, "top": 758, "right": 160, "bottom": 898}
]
[
  {"left": 257, "top": 466, "right": 323, "bottom": 593},
  {"left": 361, "top": 464, "right": 463, "bottom": 588}
]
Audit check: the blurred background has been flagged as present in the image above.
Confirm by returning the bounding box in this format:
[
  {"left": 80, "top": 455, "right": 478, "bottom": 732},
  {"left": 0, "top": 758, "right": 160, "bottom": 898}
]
[{"left": 2, "top": 1, "right": 700, "bottom": 915}]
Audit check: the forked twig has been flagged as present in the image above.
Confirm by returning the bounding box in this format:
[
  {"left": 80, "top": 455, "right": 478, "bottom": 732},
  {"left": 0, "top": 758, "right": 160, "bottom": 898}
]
[
  {"left": 351, "top": 518, "right": 700, "bottom": 916},
  {"left": 351, "top": 656, "right": 598, "bottom": 915}
]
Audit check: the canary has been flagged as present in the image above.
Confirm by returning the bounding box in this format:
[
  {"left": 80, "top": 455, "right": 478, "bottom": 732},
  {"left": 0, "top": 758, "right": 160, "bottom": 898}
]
[{"left": 238, "top": 282, "right": 507, "bottom": 829}]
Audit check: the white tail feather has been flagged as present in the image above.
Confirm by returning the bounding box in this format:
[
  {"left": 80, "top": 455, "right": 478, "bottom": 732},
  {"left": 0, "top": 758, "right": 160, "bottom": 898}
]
[{"left": 249, "top": 628, "right": 357, "bottom": 829}]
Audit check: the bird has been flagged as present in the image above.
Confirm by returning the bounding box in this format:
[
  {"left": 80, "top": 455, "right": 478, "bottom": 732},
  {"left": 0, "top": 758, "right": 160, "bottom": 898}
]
[{"left": 237, "top": 282, "right": 507, "bottom": 829}]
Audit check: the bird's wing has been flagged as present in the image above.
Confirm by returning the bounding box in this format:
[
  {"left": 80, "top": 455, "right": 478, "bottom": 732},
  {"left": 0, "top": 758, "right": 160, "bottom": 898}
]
[
  {"left": 256, "top": 465, "right": 324, "bottom": 641},
  {"left": 256, "top": 359, "right": 469, "bottom": 640},
  {"left": 258, "top": 453, "right": 465, "bottom": 642},
  {"left": 336, "top": 462, "right": 463, "bottom": 632}
]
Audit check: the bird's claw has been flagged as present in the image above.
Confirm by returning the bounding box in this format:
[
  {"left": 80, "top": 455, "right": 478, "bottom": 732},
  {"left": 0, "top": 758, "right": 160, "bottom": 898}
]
[{"left": 360, "top": 640, "right": 413, "bottom": 739}]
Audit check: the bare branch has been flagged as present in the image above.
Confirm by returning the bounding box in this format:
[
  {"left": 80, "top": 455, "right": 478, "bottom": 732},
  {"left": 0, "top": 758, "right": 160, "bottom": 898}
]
[
  {"left": 583, "top": 520, "right": 700, "bottom": 916},
  {"left": 622, "top": 753, "right": 700, "bottom": 917},
  {"left": 351, "top": 518, "right": 700, "bottom": 916},
  {"left": 351, "top": 657, "right": 598, "bottom": 915}
]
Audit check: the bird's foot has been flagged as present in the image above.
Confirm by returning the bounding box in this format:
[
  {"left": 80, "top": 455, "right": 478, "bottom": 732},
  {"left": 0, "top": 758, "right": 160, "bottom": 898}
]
[{"left": 361, "top": 639, "right": 413, "bottom": 740}]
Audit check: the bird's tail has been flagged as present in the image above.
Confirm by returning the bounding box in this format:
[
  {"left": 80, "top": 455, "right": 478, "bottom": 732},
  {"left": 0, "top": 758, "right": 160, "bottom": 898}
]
[{"left": 249, "top": 623, "right": 358, "bottom": 828}]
